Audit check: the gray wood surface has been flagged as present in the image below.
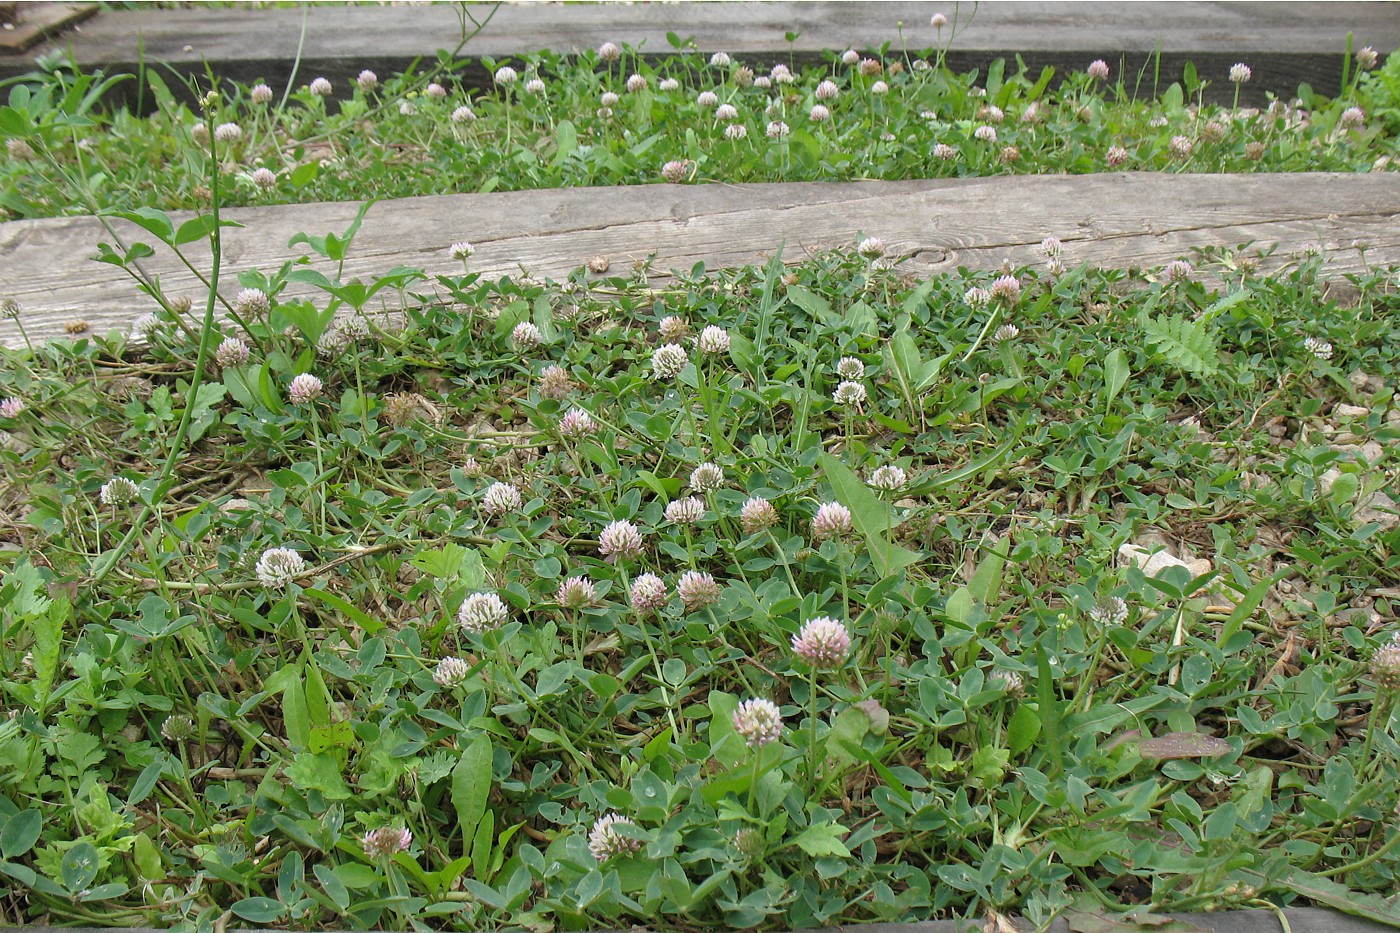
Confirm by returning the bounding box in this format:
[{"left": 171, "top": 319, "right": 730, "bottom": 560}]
[
  {"left": 11, "top": 3, "right": 1399, "bottom": 106},
  {"left": 2, "top": 172, "right": 1397, "bottom": 348}
]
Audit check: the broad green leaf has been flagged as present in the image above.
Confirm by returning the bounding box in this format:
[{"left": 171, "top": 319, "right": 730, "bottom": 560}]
[
  {"left": 452, "top": 735, "right": 493, "bottom": 851},
  {"left": 302, "top": 587, "right": 384, "bottom": 634},
  {"left": 817, "top": 453, "right": 922, "bottom": 577},
  {"left": 789, "top": 821, "right": 850, "bottom": 858},
  {"left": 230, "top": 897, "right": 285, "bottom": 924},
  {"left": 1008, "top": 704, "right": 1042, "bottom": 756},
  {"left": 1103, "top": 347, "right": 1130, "bottom": 409},
  {"left": 0, "top": 810, "right": 42, "bottom": 859}
]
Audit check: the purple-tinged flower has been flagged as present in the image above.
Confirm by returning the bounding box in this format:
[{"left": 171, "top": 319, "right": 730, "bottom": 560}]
[
  {"left": 740, "top": 496, "right": 778, "bottom": 533},
  {"left": 1106, "top": 144, "right": 1129, "bottom": 166},
  {"left": 1168, "top": 135, "right": 1194, "bottom": 160},
  {"left": 792, "top": 616, "right": 852, "bottom": 667},
  {"left": 1087, "top": 59, "right": 1110, "bottom": 81},
  {"left": 1372, "top": 634, "right": 1400, "bottom": 690},
  {"left": 214, "top": 123, "right": 242, "bottom": 142},
  {"left": 538, "top": 364, "right": 574, "bottom": 400},
  {"left": 630, "top": 573, "right": 667, "bottom": 613},
  {"left": 809, "top": 104, "right": 831, "bottom": 123},
  {"left": 931, "top": 12, "right": 948, "bottom": 27},
  {"left": 558, "top": 408, "right": 596, "bottom": 439},
  {"left": 857, "top": 237, "right": 885, "bottom": 259},
  {"left": 357, "top": 70, "right": 379, "bottom": 91},
  {"left": 816, "top": 79, "right": 840, "bottom": 101},
  {"left": 288, "top": 373, "right": 323, "bottom": 404},
  {"left": 766, "top": 120, "right": 790, "bottom": 139},
  {"left": 1340, "top": 106, "right": 1365, "bottom": 129},
  {"left": 812, "top": 502, "right": 853, "bottom": 540},
  {"left": 235, "top": 288, "right": 270, "bottom": 317},
  {"left": 677, "top": 570, "right": 721, "bottom": 611},
  {"left": 990, "top": 274, "right": 1021, "bottom": 303},
  {"left": 451, "top": 105, "right": 476, "bottom": 123},
  {"left": 0, "top": 397, "right": 24, "bottom": 419},
  {"left": 363, "top": 827, "right": 412, "bottom": 857},
  {"left": 598, "top": 42, "right": 621, "bottom": 62},
  {"left": 1165, "top": 259, "right": 1193, "bottom": 283},
  {"left": 626, "top": 74, "right": 648, "bottom": 93},
  {"left": 1229, "top": 63, "right": 1252, "bottom": 84},
  {"left": 841, "top": 50, "right": 860, "bottom": 66},
  {"left": 733, "top": 698, "right": 783, "bottom": 747},
  {"left": 599, "top": 520, "right": 644, "bottom": 562},
  {"left": 661, "top": 159, "right": 690, "bottom": 183},
  {"left": 251, "top": 167, "right": 277, "bottom": 189},
  {"left": 725, "top": 123, "right": 748, "bottom": 140},
  {"left": 1356, "top": 47, "right": 1379, "bottom": 70},
  {"left": 665, "top": 496, "right": 705, "bottom": 525},
  {"left": 309, "top": 77, "right": 332, "bottom": 96},
  {"left": 215, "top": 336, "right": 250, "bottom": 368},
  {"left": 510, "top": 321, "right": 542, "bottom": 350},
  {"left": 933, "top": 142, "right": 958, "bottom": 160},
  {"left": 250, "top": 83, "right": 274, "bottom": 104},
  {"left": 556, "top": 576, "right": 598, "bottom": 609}
]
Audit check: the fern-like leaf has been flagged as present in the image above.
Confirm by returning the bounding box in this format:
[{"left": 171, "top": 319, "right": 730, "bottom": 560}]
[{"left": 1143, "top": 314, "right": 1221, "bottom": 378}]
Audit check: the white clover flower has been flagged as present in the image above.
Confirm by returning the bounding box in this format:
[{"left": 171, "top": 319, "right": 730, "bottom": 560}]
[
  {"left": 1229, "top": 63, "right": 1252, "bottom": 84},
  {"left": 1304, "top": 336, "right": 1334, "bottom": 361},
  {"left": 857, "top": 237, "right": 885, "bottom": 259},
  {"left": 510, "top": 321, "right": 542, "bottom": 350},
  {"left": 433, "top": 656, "right": 471, "bottom": 687},
  {"left": 697, "top": 90, "right": 720, "bottom": 108},
  {"left": 556, "top": 576, "right": 597, "bottom": 609},
  {"left": 994, "top": 323, "right": 1020, "bottom": 342},
  {"left": 651, "top": 343, "right": 689, "bottom": 380},
  {"left": 451, "top": 105, "right": 476, "bottom": 123},
  {"left": 458, "top": 592, "right": 509, "bottom": 633},
  {"left": 100, "top": 476, "right": 140, "bottom": 507},
  {"left": 709, "top": 51, "right": 732, "bottom": 68},
  {"left": 288, "top": 373, "right": 323, "bottom": 404},
  {"left": 725, "top": 123, "right": 748, "bottom": 140},
  {"left": 214, "top": 123, "right": 242, "bottom": 142},
  {"left": 665, "top": 496, "right": 706, "bottom": 525},
  {"left": 837, "top": 356, "right": 864, "bottom": 380},
  {"left": 481, "top": 482, "right": 523, "bottom": 516},
  {"left": 589, "top": 813, "right": 642, "bottom": 861},
  {"left": 833, "top": 381, "right": 867, "bottom": 406},
  {"left": 740, "top": 496, "right": 778, "bottom": 533},
  {"left": 733, "top": 698, "right": 783, "bottom": 747},
  {"left": 449, "top": 241, "right": 474, "bottom": 261},
  {"left": 494, "top": 66, "right": 518, "bottom": 86},
  {"left": 1089, "top": 596, "right": 1129, "bottom": 626},
  {"left": 357, "top": 70, "right": 379, "bottom": 91},
  {"left": 309, "top": 77, "right": 332, "bottom": 96},
  {"left": 697, "top": 325, "right": 730, "bottom": 354},
  {"left": 256, "top": 547, "right": 307, "bottom": 588},
  {"left": 868, "top": 464, "right": 907, "bottom": 491},
  {"left": 626, "top": 74, "right": 648, "bottom": 93},
  {"left": 812, "top": 502, "right": 853, "bottom": 540},
  {"left": 791, "top": 616, "right": 852, "bottom": 667},
  {"left": 599, "top": 520, "right": 644, "bottom": 562},
  {"left": 715, "top": 103, "right": 739, "bottom": 122},
  {"left": 815, "top": 79, "right": 840, "bottom": 101},
  {"left": 690, "top": 462, "right": 725, "bottom": 492}
]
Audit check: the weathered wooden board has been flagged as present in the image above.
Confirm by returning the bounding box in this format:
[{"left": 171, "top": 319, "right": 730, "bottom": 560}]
[
  {"left": 0, "top": 2, "right": 95, "bottom": 54},
  {"left": 10, "top": 3, "right": 1399, "bottom": 106},
  {"left": 2, "top": 172, "right": 1397, "bottom": 348}
]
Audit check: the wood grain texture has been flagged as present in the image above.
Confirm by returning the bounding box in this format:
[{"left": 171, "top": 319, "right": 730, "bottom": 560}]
[
  {"left": 9, "top": 3, "right": 1397, "bottom": 105},
  {"left": 2, "top": 172, "right": 1398, "bottom": 347},
  {"left": 0, "top": 2, "right": 95, "bottom": 54}
]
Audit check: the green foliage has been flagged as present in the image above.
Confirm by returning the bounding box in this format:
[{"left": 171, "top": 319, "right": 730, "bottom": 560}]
[{"left": 1143, "top": 313, "right": 1222, "bottom": 378}]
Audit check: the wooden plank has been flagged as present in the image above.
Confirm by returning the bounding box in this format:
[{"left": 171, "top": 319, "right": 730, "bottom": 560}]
[
  {"left": 0, "top": 2, "right": 96, "bottom": 55},
  {"left": 9, "top": 3, "right": 1398, "bottom": 106},
  {"left": 1, "top": 172, "right": 1397, "bottom": 348}
]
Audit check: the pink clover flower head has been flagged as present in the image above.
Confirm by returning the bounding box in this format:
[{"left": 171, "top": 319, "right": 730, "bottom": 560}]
[
  {"left": 556, "top": 576, "right": 598, "bottom": 609},
  {"left": 697, "top": 325, "right": 730, "bottom": 354},
  {"left": 216, "top": 336, "right": 250, "bottom": 368},
  {"left": 809, "top": 104, "right": 831, "bottom": 122},
  {"left": 449, "top": 241, "right": 474, "bottom": 261},
  {"left": 739, "top": 496, "right": 778, "bottom": 533},
  {"left": 1356, "top": 47, "right": 1379, "bottom": 70},
  {"left": 832, "top": 381, "right": 867, "bottom": 407},
  {"left": 812, "top": 501, "right": 853, "bottom": 540},
  {"left": 677, "top": 570, "right": 721, "bottom": 611},
  {"left": 816, "top": 79, "right": 840, "bottom": 101},
  {"left": 99, "top": 476, "right": 140, "bottom": 507},
  {"left": 1165, "top": 259, "right": 1193, "bottom": 283},
  {"left": 309, "top": 77, "right": 332, "bottom": 96},
  {"left": 766, "top": 120, "right": 790, "bottom": 138},
  {"left": 990, "top": 274, "right": 1021, "bottom": 303},
  {"left": 933, "top": 142, "right": 958, "bottom": 160},
  {"left": 589, "top": 813, "right": 642, "bottom": 861},
  {"left": 689, "top": 462, "right": 725, "bottom": 492},
  {"left": 931, "top": 12, "right": 948, "bottom": 27},
  {"left": 457, "top": 592, "right": 509, "bottom": 634},
  {"left": 792, "top": 616, "right": 852, "bottom": 667},
  {"left": 288, "top": 373, "right": 323, "bottom": 404},
  {"left": 357, "top": 70, "right": 379, "bottom": 91},
  {"left": 256, "top": 547, "right": 306, "bottom": 588},
  {"left": 1339, "top": 106, "right": 1365, "bottom": 129},
  {"left": 629, "top": 572, "right": 668, "bottom": 613},
  {"left": 661, "top": 159, "right": 689, "bottom": 183},
  {"left": 363, "top": 827, "right": 412, "bottom": 858},
  {"left": 651, "top": 343, "right": 688, "bottom": 380},
  {"left": 964, "top": 286, "right": 991, "bottom": 307},
  {"left": 599, "top": 520, "right": 645, "bottom": 562},
  {"left": 1106, "top": 144, "right": 1128, "bottom": 166},
  {"left": 665, "top": 496, "right": 706, "bottom": 525},
  {"left": 1229, "top": 63, "right": 1252, "bottom": 84},
  {"left": 251, "top": 167, "right": 277, "bottom": 189},
  {"left": 558, "top": 408, "right": 596, "bottom": 438},
  {"left": 538, "top": 364, "right": 574, "bottom": 399},
  {"left": 725, "top": 123, "right": 748, "bottom": 140},
  {"left": 433, "top": 656, "right": 471, "bottom": 687},
  {"left": 481, "top": 481, "right": 523, "bottom": 516},
  {"left": 733, "top": 698, "right": 783, "bottom": 747},
  {"left": 250, "top": 83, "right": 274, "bottom": 104},
  {"left": 0, "top": 397, "right": 24, "bottom": 419},
  {"left": 510, "top": 321, "right": 543, "bottom": 350},
  {"left": 236, "top": 287, "right": 270, "bottom": 316},
  {"left": 1087, "top": 59, "right": 1110, "bottom": 81},
  {"left": 423, "top": 82, "right": 447, "bottom": 99},
  {"left": 626, "top": 74, "right": 648, "bottom": 93},
  {"left": 1040, "top": 236, "right": 1062, "bottom": 258}
]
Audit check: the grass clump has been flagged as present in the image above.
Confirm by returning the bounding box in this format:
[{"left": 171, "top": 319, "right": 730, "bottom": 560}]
[
  {"left": 0, "top": 37, "right": 1394, "bottom": 220},
  {"left": 0, "top": 213, "right": 1399, "bottom": 929}
]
